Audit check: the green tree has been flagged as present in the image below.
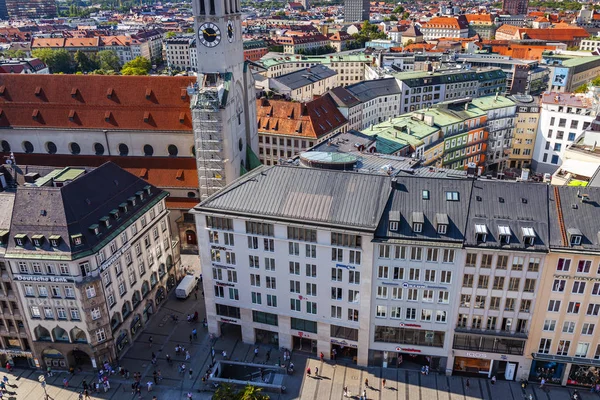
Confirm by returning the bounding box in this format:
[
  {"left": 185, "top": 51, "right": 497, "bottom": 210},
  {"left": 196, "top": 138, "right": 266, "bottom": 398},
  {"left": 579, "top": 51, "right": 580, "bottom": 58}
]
[
  {"left": 98, "top": 50, "right": 121, "bottom": 71},
  {"left": 32, "top": 48, "right": 73, "bottom": 74},
  {"left": 389, "top": 14, "right": 398, "bottom": 21},
  {"left": 165, "top": 31, "right": 177, "bottom": 39},
  {"left": 1, "top": 49, "right": 26, "bottom": 58},
  {"left": 121, "top": 56, "right": 151, "bottom": 75},
  {"left": 352, "top": 21, "right": 388, "bottom": 46},
  {"left": 237, "top": 384, "right": 269, "bottom": 400},
  {"left": 213, "top": 384, "right": 238, "bottom": 400},
  {"left": 574, "top": 84, "right": 588, "bottom": 93},
  {"left": 392, "top": 5, "right": 404, "bottom": 13},
  {"left": 401, "top": 11, "right": 410, "bottom": 20},
  {"left": 74, "top": 50, "right": 98, "bottom": 72}
]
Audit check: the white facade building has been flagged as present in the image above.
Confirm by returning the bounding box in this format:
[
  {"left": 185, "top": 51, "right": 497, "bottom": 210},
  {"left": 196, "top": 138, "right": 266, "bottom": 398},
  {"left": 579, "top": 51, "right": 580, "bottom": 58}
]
[{"left": 532, "top": 92, "right": 598, "bottom": 175}]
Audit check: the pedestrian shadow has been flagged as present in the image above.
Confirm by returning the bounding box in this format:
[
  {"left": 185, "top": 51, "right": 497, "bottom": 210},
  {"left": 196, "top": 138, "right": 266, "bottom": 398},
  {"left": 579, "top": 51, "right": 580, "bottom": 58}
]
[{"left": 313, "top": 376, "right": 331, "bottom": 380}]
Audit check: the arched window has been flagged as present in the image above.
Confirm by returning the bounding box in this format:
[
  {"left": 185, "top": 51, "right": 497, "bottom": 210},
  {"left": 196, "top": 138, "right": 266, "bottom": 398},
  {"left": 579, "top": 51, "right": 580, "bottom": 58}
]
[
  {"left": 110, "top": 313, "right": 122, "bottom": 332},
  {"left": 53, "top": 327, "right": 69, "bottom": 342},
  {"left": 119, "top": 143, "right": 129, "bottom": 156},
  {"left": 167, "top": 144, "right": 178, "bottom": 156},
  {"left": 141, "top": 281, "right": 150, "bottom": 297},
  {"left": 143, "top": 144, "right": 154, "bottom": 156},
  {"left": 46, "top": 141, "right": 57, "bottom": 154},
  {"left": 94, "top": 143, "right": 105, "bottom": 155},
  {"left": 69, "top": 142, "right": 81, "bottom": 155},
  {"left": 187, "top": 192, "right": 196, "bottom": 198},
  {"left": 34, "top": 326, "right": 52, "bottom": 341},
  {"left": 0, "top": 140, "right": 10, "bottom": 153},
  {"left": 122, "top": 301, "right": 132, "bottom": 319},
  {"left": 23, "top": 141, "right": 34, "bottom": 153},
  {"left": 186, "top": 230, "right": 197, "bottom": 245},
  {"left": 70, "top": 327, "right": 87, "bottom": 343}
]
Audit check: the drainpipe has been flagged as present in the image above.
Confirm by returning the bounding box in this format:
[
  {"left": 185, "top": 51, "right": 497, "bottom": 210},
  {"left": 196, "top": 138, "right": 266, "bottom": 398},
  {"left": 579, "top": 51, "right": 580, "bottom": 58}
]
[{"left": 103, "top": 130, "right": 111, "bottom": 156}]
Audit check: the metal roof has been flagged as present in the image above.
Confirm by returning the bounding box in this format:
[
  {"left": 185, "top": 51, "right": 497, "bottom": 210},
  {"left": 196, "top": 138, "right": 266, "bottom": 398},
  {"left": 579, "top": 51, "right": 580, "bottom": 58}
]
[
  {"left": 549, "top": 186, "right": 600, "bottom": 251},
  {"left": 273, "top": 65, "right": 337, "bottom": 90},
  {"left": 197, "top": 166, "right": 392, "bottom": 230}
]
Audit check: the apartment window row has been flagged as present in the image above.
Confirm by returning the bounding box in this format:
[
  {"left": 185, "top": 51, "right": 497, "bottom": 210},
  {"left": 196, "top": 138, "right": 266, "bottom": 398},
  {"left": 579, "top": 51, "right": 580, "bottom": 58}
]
[
  {"left": 377, "top": 266, "right": 453, "bottom": 285},
  {"left": 538, "top": 338, "right": 596, "bottom": 358},
  {"left": 465, "top": 253, "right": 540, "bottom": 272},
  {"left": 378, "top": 245, "right": 455, "bottom": 263},
  {"left": 460, "top": 294, "right": 532, "bottom": 312},
  {"left": 16, "top": 262, "right": 71, "bottom": 276},
  {"left": 463, "top": 275, "right": 535, "bottom": 292}
]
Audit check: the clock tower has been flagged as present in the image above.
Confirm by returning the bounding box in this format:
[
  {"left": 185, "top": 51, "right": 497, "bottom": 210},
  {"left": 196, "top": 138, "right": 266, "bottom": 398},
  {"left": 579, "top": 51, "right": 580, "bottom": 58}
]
[{"left": 190, "top": 0, "right": 259, "bottom": 199}]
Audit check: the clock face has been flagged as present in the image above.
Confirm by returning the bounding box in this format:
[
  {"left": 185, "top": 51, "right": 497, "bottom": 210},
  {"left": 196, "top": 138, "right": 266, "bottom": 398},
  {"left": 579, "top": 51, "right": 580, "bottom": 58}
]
[
  {"left": 227, "top": 20, "right": 234, "bottom": 43},
  {"left": 199, "top": 22, "right": 221, "bottom": 47}
]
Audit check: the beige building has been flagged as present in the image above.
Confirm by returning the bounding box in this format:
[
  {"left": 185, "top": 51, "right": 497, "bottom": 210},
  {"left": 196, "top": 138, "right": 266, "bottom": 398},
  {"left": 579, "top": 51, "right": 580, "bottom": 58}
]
[
  {"left": 508, "top": 95, "right": 540, "bottom": 170},
  {"left": 526, "top": 186, "right": 600, "bottom": 387}
]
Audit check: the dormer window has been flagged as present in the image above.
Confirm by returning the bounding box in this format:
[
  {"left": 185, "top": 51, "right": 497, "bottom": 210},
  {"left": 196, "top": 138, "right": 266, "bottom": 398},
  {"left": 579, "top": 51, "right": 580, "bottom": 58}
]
[
  {"left": 31, "top": 235, "right": 45, "bottom": 247},
  {"left": 100, "top": 216, "right": 110, "bottom": 228},
  {"left": 128, "top": 197, "right": 136, "bottom": 207},
  {"left": 435, "top": 213, "right": 449, "bottom": 235},
  {"left": 110, "top": 209, "right": 120, "bottom": 220},
  {"left": 71, "top": 234, "right": 83, "bottom": 246},
  {"left": 14, "top": 234, "right": 27, "bottom": 247},
  {"left": 521, "top": 227, "right": 536, "bottom": 246},
  {"left": 49, "top": 235, "right": 61, "bottom": 247},
  {"left": 411, "top": 212, "right": 424, "bottom": 233},
  {"left": 89, "top": 224, "right": 100, "bottom": 236},
  {"left": 567, "top": 228, "right": 583, "bottom": 246},
  {"left": 0, "top": 230, "right": 8, "bottom": 245},
  {"left": 120, "top": 203, "right": 128, "bottom": 213},
  {"left": 498, "top": 225, "right": 511, "bottom": 245},
  {"left": 446, "top": 191, "right": 459, "bottom": 201},
  {"left": 136, "top": 191, "right": 144, "bottom": 201},
  {"left": 144, "top": 185, "right": 152, "bottom": 195},
  {"left": 389, "top": 211, "right": 400, "bottom": 232},
  {"left": 422, "top": 190, "right": 430, "bottom": 200},
  {"left": 475, "top": 224, "right": 488, "bottom": 243}
]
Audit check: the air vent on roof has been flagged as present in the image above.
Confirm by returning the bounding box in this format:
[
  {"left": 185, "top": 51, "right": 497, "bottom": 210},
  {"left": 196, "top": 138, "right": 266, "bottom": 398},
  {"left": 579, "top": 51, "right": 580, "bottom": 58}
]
[
  {"left": 104, "top": 111, "right": 111, "bottom": 122},
  {"left": 572, "top": 204, "right": 578, "bottom": 209},
  {"left": 35, "top": 87, "right": 42, "bottom": 96},
  {"left": 68, "top": 110, "right": 76, "bottom": 121},
  {"left": 32, "top": 109, "right": 39, "bottom": 120},
  {"left": 145, "top": 88, "right": 152, "bottom": 99},
  {"left": 144, "top": 112, "right": 150, "bottom": 123},
  {"left": 499, "top": 197, "right": 504, "bottom": 203},
  {"left": 71, "top": 88, "right": 78, "bottom": 98},
  {"left": 476, "top": 195, "right": 482, "bottom": 201},
  {"left": 521, "top": 198, "right": 527, "bottom": 204}
]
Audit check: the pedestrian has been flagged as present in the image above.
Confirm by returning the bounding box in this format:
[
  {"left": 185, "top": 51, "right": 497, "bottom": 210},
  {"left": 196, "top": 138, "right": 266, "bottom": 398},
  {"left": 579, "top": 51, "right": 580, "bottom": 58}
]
[
  {"left": 254, "top": 347, "right": 259, "bottom": 357},
  {"left": 153, "top": 370, "right": 158, "bottom": 384},
  {"left": 332, "top": 348, "right": 337, "bottom": 360},
  {"left": 63, "top": 378, "right": 69, "bottom": 388},
  {"left": 491, "top": 375, "right": 496, "bottom": 385},
  {"left": 211, "top": 347, "right": 215, "bottom": 358},
  {"left": 320, "top": 352, "right": 324, "bottom": 362},
  {"left": 153, "top": 397, "right": 157, "bottom": 400},
  {"left": 189, "top": 334, "right": 193, "bottom": 343},
  {"left": 222, "top": 350, "right": 227, "bottom": 359},
  {"left": 149, "top": 336, "right": 153, "bottom": 348},
  {"left": 157, "top": 369, "right": 163, "bottom": 381},
  {"left": 82, "top": 380, "right": 88, "bottom": 390},
  {"left": 187, "top": 392, "right": 193, "bottom": 399},
  {"left": 365, "top": 378, "right": 369, "bottom": 388},
  {"left": 78, "top": 392, "right": 83, "bottom": 400},
  {"left": 306, "top": 367, "right": 311, "bottom": 376},
  {"left": 540, "top": 377, "right": 546, "bottom": 388},
  {"left": 84, "top": 389, "right": 91, "bottom": 400},
  {"left": 315, "top": 366, "right": 319, "bottom": 376},
  {"left": 135, "top": 386, "right": 142, "bottom": 398},
  {"left": 195, "top": 290, "right": 198, "bottom": 300},
  {"left": 189, "top": 368, "right": 193, "bottom": 379},
  {"left": 47, "top": 365, "right": 53, "bottom": 377},
  {"left": 363, "top": 388, "right": 367, "bottom": 399},
  {"left": 383, "top": 378, "right": 386, "bottom": 388},
  {"left": 343, "top": 385, "right": 348, "bottom": 397},
  {"left": 186, "top": 350, "right": 191, "bottom": 361},
  {"left": 2, "top": 376, "right": 6, "bottom": 385},
  {"left": 147, "top": 381, "right": 153, "bottom": 392},
  {"left": 466, "top": 378, "right": 470, "bottom": 390},
  {"left": 266, "top": 349, "right": 271, "bottom": 362},
  {"left": 192, "top": 328, "right": 197, "bottom": 339}
]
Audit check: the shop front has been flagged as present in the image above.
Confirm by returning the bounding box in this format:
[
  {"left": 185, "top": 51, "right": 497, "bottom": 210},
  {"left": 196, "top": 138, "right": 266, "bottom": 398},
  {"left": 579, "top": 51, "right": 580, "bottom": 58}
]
[
  {"left": 292, "top": 332, "right": 317, "bottom": 354},
  {"left": 567, "top": 362, "right": 600, "bottom": 387},
  {"left": 0, "top": 349, "right": 35, "bottom": 368},
  {"left": 330, "top": 339, "right": 358, "bottom": 363},
  {"left": 255, "top": 328, "right": 279, "bottom": 346},
  {"left": 369, "top": 347, "right": 445, "bottom": 371},
  {"left": 116, "top": 330, "right": 130, "bottom": 355},
  {"left": 130, "top": 314, "right": 143, "bottom": 338},
  {"left": 452, "top": 350, "right": 520, "bottom": 380},
  {"left": 529, "top": 359, "right": 566, "bottom": 385}
]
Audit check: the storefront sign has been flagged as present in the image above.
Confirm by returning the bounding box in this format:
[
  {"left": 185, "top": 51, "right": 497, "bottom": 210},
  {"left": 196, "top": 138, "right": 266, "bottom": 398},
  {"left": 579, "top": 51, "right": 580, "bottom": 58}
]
[
  {"left": 220, "top": 318, "right": 239, "bottom": 324},
  {"left": 14, "top": 275, "right": 75, "bottom": 283},
  {"left": 296, "top": 331, "right": 310, "bottom": 338},
  {"left": 402, "top": 282, "right": 425, "bottom": 289},
  {"left": 212, "top": 263, "right": 236, "bottom": 270},
  {"left": 426, "top": 285, "right": 447, "bottom": 290},
  {"left": 0, "top": 349, "right": 33, "bottom": 358},
  {"left": 100, "top": 243, "right": 131, "bottom": 272},
  {"left": 336, "top": 263, "right": 356, "bottom": 270},
  {"left": 215, "top": 281, "right": 235, "bottom": 287},
  {"left": 331, "top": 339, "right": 358, "bottom": 349},
  {"left": 399, "top": 323, "right": 422, "bottom": 328},
  {"left": 554, "top": 274, "right": 600, "bottom": 282},
  {"left": 382, "top": 282, "right": 400, "bottom": 286},
  {"left": 396, "top": 347, "right": 421, "bottom": 353},
  {"left": 465, "top": 352, "right": 488, "bottom": 359},
  {"left": 211, "top": 245, "right": 228, "bottom": 251}
]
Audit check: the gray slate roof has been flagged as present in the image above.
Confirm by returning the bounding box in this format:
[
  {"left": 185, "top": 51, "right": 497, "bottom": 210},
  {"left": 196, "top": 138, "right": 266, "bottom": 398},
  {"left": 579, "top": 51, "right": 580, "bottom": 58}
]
[
  {"left": 273, "top": 65, "right": 337, "bottom": 90},
  {"left": 375, "top": 176, "right": 473, "bottom": 242},
  {"left": 196, "top": 166, "right": 392, "bottom": 230},
  {"left": 0, "top": 193, "right": 15, "bottom": 232},
  {"left": 465, "top": 180, "right": 549, "bottom": 251},
  {"left": 549, "top": 186, "right": 600, "bottom": 251},
  {"left": 346, "top": 78, "right": 402, "bottom": 103},
  {"left": 7, "top": 162, "right": 166, "bottom": 259}
]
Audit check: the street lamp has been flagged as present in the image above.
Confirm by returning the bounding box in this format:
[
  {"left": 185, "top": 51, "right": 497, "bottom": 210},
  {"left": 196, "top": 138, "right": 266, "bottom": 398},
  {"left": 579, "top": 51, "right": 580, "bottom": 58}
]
[{"left": 38, "top": 375, "right": 51, "bottom": 400}]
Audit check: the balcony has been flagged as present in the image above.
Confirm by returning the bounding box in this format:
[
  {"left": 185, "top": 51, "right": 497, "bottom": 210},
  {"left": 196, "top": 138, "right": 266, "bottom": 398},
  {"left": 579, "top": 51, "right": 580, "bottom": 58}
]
[{"left": 454, "top": 325, "right": 528, "bottom": 339}]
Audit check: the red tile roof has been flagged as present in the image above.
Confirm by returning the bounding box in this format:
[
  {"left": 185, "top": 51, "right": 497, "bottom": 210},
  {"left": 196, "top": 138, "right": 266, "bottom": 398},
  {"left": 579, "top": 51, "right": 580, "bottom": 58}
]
[
  {"left": 10, "top": 153, "right": 199, "bottom": 190},
  {"left": 421, "top": 16, "right": 467, "bottom": 30},
  {"left": 0, "top": 74, "right": 195, "bottom": 131},
  {"left": 256, "top": 95, "right": 347, "bottom": 139},
  {"left": 166, "top": 197, "right": 200, "bottom": 209}
]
